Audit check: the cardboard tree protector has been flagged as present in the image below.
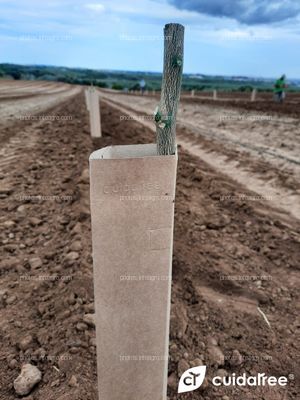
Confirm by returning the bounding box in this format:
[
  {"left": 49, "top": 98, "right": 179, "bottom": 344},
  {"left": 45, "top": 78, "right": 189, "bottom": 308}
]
[
  {"left": 88, "top": 88, "right": 102, "bottom": 138},
  {"left": 213, "top": 89, "right": 217, "bottom": 100},
  {"left": 89, "top": 23, "right": 184, "bottom": 400},
  {"left": 85, "top": 88, "right": 90, "bottom": 111},
  {"left": 251, "top": 88, "right": 257, "bottom": 102}
]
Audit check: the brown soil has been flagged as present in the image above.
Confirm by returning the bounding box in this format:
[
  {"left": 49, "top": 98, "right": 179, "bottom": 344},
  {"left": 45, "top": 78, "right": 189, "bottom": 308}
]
[
  {"left": 123, "top": 90, "right": 300, "bottom": 118},
  {"left": 183, "top": 96, "right": 300, "bottom": 119},
  {"left": 97, "top": 94, "right": 300, "bottom": 222},
  {"left": 0, "top": 87, "right": 299, "bottom": 400}
]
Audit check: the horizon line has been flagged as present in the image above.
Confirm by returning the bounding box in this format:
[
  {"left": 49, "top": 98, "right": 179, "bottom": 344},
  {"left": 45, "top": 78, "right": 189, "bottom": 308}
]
[{"left": 0, "top": 62, "right": 299, "bottom": 81}]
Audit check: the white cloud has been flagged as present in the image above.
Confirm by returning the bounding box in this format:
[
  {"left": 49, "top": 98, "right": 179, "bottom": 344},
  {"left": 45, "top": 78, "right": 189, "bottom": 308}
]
[{"left": 85, "top": 3, "right": 105, "bottom": 12}]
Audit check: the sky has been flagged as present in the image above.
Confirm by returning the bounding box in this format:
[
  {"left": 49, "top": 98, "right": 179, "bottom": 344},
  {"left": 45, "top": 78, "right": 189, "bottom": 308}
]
[{"left": 0, "top": 0, "right": 300, "bottom": 78}]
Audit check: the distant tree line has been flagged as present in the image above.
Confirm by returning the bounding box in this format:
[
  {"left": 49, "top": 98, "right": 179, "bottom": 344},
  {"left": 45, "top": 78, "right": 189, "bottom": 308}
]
[{"left": 0, "top": 63, "right": 299, "bottom": 92}]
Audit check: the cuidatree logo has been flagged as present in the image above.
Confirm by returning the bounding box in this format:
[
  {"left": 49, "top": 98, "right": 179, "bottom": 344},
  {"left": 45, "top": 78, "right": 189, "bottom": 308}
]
[
  {"left": 178, "top": 366, "right": 206, "bottom": 393},
  {"left": 178, "top": 365, "right": 289, "bottom": 394}
]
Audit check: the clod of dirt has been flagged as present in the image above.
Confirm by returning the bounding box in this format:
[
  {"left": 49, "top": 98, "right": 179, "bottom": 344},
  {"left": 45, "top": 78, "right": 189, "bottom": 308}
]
[
  {"left": 207, "top": 345, "right": 225, "bottom": 367},
  {"left": 79, "top": 168, "right": 90, "bottom": 184},
  {"left": 72, "top": 222, "right": 82, "bottom": 235},
  {"left": 17, "top": 205, "right": 27, "bottom": 214},
  {"left": 0, "top": 289, "right": 8, "bottom": 303},
  {"left": 8, "top": 359, "right": 18, "bottom": 369},
  {"left": 18, "top": 335, "right": 34, "bottom": 351},
  {"left": 68, "top": 375, "right": 79, "bottom": 388},
  {"left": 65, "top": 252, "right": 79, "bottom": 261},
  {"left": 216, "top": 368, "right": 228, "bottom": 378},
  {"left": 29, "top": 257, "right": 43, "bottom": 270},
  {"left": 169, "top": 304, "right": 188, "bottom": 339},
  {"left": 14, "top": 363, "right": 42, "bottom": 396},
  {"left": 207, "top": 337, "right": 218, "bottom": 346},
  {"left": 3, "top": 220, "right": 16, "bottom": 228},
  {"left": 167, "top": 373, "right": 177, "bottom": 390},
  {"left": 229, "top": 349, "right": 243, "bottom": 367},
  {"left": 6, "top": 295, "right": 17, "bottom": 305},
  {"left": 28, "top": 217, "right": 42, "bottom": 226},
  {"left": 190, "top": 358, "right": 203, "bottom": 367},
  {"left": 177, "top": 359, "right": 189, "bottom": 376},
  {"left": 83, "top": 313, "right": 95, "bottom": 328},
  {"left": 70, "top": 241, "right": 82, "bottom": 252},
  {"left": 76, "top": 322, "right": 88, "bottom": 331}
]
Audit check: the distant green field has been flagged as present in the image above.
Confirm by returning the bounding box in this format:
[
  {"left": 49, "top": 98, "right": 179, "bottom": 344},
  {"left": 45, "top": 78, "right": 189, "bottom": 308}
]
[{"left": 1, "top": 63, "right": 299, "bottom": 92}]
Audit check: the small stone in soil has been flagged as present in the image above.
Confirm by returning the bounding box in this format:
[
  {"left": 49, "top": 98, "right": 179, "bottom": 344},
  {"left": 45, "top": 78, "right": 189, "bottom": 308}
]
[
  {"left": 29, "top": 217, "right": 42, "bottom": 226},
  {"left": 3, "top": 220, "right": 16, "bottom": 228},
  {"left": 65, "top": 252, "right": 79, "bottom": 261},
  {"left": 6, "top": 295, "right": 17, "bottom": 305},
  {"left": 76, "top": 322, "right": 88, "bottom": 331},
  {"left": 68, "top": 375, "right": 79, "bottom": 387},
  {"left": 14, "top": 363, "right": 42, "bottom": 396},
  {"left": 29, "top": 257, "right": 43, "bottom": 269},
  {"left": 83, "top": 313, "right": 95, "bottom": 328}
]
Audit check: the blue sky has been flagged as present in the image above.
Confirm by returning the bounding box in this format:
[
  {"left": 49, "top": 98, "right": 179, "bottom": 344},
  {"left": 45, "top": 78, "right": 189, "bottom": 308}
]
[{"left": 0, "top": 0, "right": 300, "bottom": 78}]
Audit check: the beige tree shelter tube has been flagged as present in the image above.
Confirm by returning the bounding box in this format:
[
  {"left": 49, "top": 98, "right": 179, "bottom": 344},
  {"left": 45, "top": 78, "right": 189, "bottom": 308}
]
[
  {"left": 85, "top": 88, "right": 102, "bottom": 137},
  {"left": 89, "top": 143, "right": 177, "bottom": 400},
  {"left": 84, "top": 88, "right": 90, "bottom": 111},
  {"left": 251, "top": 88, "right": 257, "bottom": 102}
]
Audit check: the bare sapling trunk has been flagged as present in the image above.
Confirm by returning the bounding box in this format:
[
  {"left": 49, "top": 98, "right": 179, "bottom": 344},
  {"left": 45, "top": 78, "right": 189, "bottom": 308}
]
[{"left": 155, "top": 23, "right": 184, "bottom": 155}]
